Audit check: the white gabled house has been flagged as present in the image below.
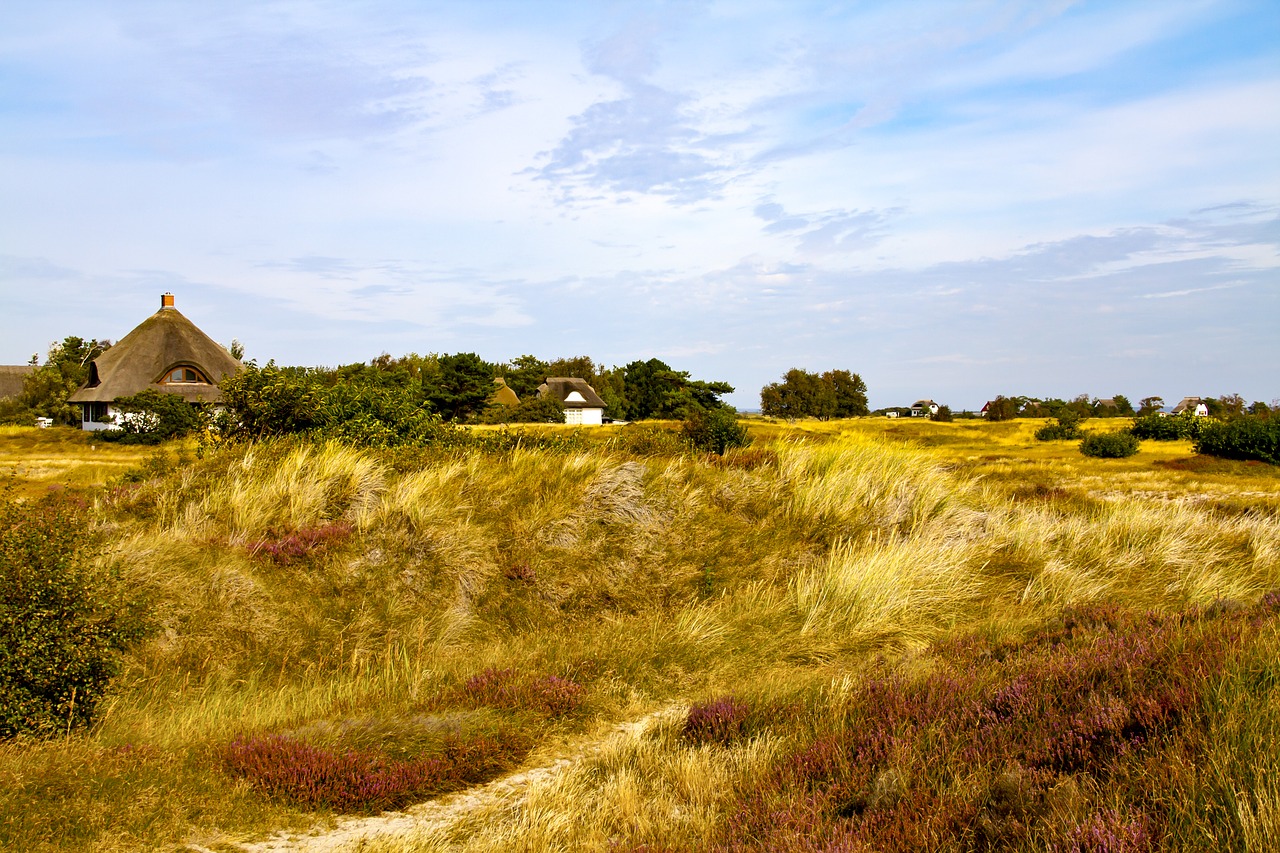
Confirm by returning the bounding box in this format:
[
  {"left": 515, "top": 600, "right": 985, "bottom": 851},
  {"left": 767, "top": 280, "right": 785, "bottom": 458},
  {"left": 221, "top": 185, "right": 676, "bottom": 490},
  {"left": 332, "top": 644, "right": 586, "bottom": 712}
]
[
  {"left": 1171, "top": 397, "right": 1209, "bottom": 417},
  {"left": 536, "top": 377, "right": 606, "bottom": 425},
  {"left": 68, "top": 293, "right": 242, "bottom": 430},
  {"left": 910, "top": 399, "right": 940, "bottom": 418}
]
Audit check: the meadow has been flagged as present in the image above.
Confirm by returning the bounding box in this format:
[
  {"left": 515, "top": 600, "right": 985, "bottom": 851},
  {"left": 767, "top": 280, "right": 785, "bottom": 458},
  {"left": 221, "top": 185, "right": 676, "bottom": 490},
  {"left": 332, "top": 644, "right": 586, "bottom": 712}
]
[{"left": 1, "top": 417, "right": 1278, "bottom": 852}]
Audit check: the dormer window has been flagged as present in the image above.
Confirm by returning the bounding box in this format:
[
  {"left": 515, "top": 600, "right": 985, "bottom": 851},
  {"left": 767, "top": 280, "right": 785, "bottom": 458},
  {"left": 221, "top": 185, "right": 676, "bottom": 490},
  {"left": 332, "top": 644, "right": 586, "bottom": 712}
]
[{"left": 163, "top": 366, "right": 207, "bottom": 384}]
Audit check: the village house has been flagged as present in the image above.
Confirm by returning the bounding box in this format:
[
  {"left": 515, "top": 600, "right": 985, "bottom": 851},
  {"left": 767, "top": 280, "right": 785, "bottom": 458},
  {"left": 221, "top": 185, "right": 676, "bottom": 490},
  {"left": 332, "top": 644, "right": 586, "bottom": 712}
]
[
  {"left": 68, "top": 293, "right": 242, "bottom": 430},
  {"left": 910, "top": 399, "right": 940, "bottom": 418},
  {"left": 537, "top": 377, "right": 606, "bottom": 425},
  {"left": 1171, "top": 397, "right": 1209, "bottom": 417}
]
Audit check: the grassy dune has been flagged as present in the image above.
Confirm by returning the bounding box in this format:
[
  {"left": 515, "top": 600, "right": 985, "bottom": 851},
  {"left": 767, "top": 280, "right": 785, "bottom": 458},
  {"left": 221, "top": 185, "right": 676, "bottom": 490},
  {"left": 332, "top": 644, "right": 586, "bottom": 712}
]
[{"left": 1, "top": 420, "right": 1278, "bottom": 851}]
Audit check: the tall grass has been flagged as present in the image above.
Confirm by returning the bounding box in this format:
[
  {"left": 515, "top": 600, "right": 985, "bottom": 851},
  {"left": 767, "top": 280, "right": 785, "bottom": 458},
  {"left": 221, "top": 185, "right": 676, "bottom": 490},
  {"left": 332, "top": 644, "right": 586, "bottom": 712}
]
[{"left": 2, "top": 422, "right": 1278, "bottom": 851}]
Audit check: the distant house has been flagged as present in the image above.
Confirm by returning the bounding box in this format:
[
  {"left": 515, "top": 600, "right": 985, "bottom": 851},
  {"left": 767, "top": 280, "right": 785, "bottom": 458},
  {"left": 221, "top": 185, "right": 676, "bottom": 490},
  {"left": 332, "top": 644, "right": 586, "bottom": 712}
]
[
  {"left": 491, "top": 377, "right": 520, "bottom": 407},
  {"left": 1171, "top": 397, "right": 1209, "bottom": 417},
  {"left": 910, "top": 399, "right": 940, "bottom": 418},
  {"left": 0, "top": 365, "right": 35, "bottom": 401},
  {"left": 537, "top": 377, "right": 606, "bottom": 425},
  {"left": 68, "top": 293, "right": 242, "bottom": 431}
]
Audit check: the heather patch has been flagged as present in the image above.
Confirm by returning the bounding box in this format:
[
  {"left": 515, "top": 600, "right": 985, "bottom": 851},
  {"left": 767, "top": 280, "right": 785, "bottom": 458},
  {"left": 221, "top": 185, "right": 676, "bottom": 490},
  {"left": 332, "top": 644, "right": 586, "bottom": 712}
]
[
  {"left": 460, "top": 667, "right": 586, "bottom": 717},
  {"left": 712, "top": 598, "right": 1278, "bottom": 852},
  {"left": 221, "top": 729, "right": 527, "bottom": 813},
  {"left": 247, "top": 522, "right": 353, "bottom": 565}
]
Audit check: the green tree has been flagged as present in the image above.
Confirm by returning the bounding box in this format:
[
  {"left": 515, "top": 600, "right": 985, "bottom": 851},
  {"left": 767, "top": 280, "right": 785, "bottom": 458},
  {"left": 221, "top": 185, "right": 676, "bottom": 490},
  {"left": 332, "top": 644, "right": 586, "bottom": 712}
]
[
  {"left": 760, "top": 368, "right": 866, "bottom": 420},
  {"left": 930, "top": 404, "right": 953, "bottom": 423},
  {"left": 621, "top": 359, "right": 731, "bottom": 420},
  {"left": 1111, "top": 395, "right": 1135, "bottom": 416},
  {"left": 983, "top": 396, "right": 1019, "bottom": 421},
  {"left": 823, "top": 370, "right": 869, "bottom": 418},
  {"left": 425, "top": 353, "right": 495, "bottom": 422},
  {"left": 760, "top": 369, "right": 831, "bottom": 419},
  {"left": 499, "top": 355, "right": 551, "bottom": 400},
  {"left": 21, "top": 336, "right": 112, "bottom": 425},
  {"left": 1217, "top": 393, "right": 1246, "bottom": 418},
  {"left": 1137, "top": 396, "right": 1164, "bottom": 416}
]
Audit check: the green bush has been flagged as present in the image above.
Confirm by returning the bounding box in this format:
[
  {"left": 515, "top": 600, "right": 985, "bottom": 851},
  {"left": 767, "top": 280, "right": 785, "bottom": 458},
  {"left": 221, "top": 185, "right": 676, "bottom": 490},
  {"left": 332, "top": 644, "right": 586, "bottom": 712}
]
[
  {"left": 1080, "top": 431, "right": 1139, "bottom": 459},
  {"left": 1129, "top": 412, "right": 1210, "bottom": 441},
  {"left": 1035, "top": 412, "right": 1084, "bottom": 441},
  {"left": 682, "top": 407, "right": 752, "bottom": 455},
  {"left": 98, "top": 389, "right": 208, "bottom": 444},
  {"left": 1193, "top": 413, "right": 1280, "bottom": 465},
  {"left": 0, "top": 494, "right": 147, "bottom": 738}
]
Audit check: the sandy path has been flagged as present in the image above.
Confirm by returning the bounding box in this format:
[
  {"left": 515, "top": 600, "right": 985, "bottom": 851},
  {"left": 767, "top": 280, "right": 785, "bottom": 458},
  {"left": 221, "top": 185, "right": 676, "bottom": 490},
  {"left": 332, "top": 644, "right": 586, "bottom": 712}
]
[{"left": 191, "top": 705, "right": 683, "bottom": 853}]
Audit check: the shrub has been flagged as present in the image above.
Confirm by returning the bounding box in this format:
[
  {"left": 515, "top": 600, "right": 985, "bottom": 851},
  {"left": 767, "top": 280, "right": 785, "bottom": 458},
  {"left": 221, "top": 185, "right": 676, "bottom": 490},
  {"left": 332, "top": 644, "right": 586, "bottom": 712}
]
[
  {"left": 929, "top": 405, "right": 953, "bottom": 423},
  {"left": 1080, "top": 431, "right": 1139, "bottom": 458},
  {"left": 1129, "top": 412, "right": 1210, "bottom": 441},
  {"left": 479, "top": 395, "right": 566, "bottom": 424},
  {"left": 99, "top": 389, "right": 208, "bottom": 444},
  {"left": 1193, "top": 412, "right": 1280, "bottom": 465},
  {"left": 682, "top": 407, "right": 752, "bottom": 455},
  {"left": 713, "top": 600, "right": 1272, "bottom": 852},
  {"left": 221, "top": 731, "right": 524, "bottom": 812},
  {"left": 0, "top": 494, "right": 147, "bottom": 738},
  {"left": 683, "top": 696, "right": 751, "bottom": 745},
  {"left": 1035, "top": 412, "right": 1084, "bottom": 441},
  {"left": 247, "top": 523, "right": 354, "bottom": 565},
  {"left": 461, "top": 668, "right": 585, "bottom": 716}
]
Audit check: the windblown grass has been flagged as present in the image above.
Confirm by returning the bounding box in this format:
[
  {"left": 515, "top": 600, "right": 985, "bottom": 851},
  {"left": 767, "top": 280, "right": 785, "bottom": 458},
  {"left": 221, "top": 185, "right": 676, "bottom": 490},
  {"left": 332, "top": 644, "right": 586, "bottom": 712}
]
[{"left": 1, "top": 420, "right": 1278, "bottom": 851}]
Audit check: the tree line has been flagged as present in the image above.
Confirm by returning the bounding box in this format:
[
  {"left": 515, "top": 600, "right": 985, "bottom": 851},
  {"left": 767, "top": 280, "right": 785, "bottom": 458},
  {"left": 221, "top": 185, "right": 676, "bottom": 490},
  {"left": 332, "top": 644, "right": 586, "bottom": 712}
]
[{"left": 983, "top": 393, "right": 1272, "bottom": 422}]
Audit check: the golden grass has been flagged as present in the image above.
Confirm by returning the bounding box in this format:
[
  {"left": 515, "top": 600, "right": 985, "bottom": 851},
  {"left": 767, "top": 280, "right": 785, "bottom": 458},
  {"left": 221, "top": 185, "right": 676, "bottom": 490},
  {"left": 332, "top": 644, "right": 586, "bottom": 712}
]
[
  {"left": 0, "top": 425, "right": 160, "bottom": 499},
  {"left": 3, "top": 419, "right": 1279, "bottom": 850}
]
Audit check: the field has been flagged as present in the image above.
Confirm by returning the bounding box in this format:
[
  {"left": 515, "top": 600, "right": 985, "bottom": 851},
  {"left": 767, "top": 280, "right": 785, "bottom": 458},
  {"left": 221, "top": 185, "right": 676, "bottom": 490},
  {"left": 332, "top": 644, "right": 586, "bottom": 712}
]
[{"left": 2, "top": 418, "right": 1278, "bottom": 852}]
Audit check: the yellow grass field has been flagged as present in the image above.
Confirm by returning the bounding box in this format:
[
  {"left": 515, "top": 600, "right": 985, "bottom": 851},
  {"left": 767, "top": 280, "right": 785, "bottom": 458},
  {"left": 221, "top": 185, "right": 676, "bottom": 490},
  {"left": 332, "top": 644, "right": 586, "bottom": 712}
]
[{"left": 1, "top": 419, "right": 1277, "bottom": 851}]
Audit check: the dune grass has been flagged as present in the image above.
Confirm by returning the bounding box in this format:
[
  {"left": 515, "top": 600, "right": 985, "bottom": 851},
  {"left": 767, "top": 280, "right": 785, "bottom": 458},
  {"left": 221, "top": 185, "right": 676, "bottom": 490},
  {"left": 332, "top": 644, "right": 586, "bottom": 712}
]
[{"left": 1, "top": 419, "right": 1278, "bottom": 851}]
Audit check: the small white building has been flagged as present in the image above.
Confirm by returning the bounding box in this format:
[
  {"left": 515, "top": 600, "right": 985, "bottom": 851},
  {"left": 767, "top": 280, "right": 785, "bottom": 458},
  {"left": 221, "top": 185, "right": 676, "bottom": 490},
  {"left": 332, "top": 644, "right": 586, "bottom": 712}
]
[{"left": 537, "top": 377, "right": 606, "bottom": 425}]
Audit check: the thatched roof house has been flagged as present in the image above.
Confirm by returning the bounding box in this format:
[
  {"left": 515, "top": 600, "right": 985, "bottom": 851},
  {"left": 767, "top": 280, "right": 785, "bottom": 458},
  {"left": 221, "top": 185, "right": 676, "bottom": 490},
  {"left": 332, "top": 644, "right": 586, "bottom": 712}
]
[
  {"left": 491, "top": 377, "right": 520, "bottom": 407},
  {"left": 1171, "top": 396, "right": 1208, "bottom": 417},
  {"left": 537, "top": 377, "right": 606, "bottom": 425},
  {"left": 0, "top": 365, "right": 35, "bottom": 400},
  {"left": 68, "top": 293, "right": 241, "bottom": 430}
]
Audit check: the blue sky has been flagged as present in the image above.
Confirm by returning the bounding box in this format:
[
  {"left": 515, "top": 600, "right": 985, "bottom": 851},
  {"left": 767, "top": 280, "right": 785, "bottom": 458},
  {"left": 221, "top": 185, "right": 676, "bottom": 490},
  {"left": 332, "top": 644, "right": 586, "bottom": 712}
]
[{"left": 2, "top": 0, "right": 1277, "bottom": 411}]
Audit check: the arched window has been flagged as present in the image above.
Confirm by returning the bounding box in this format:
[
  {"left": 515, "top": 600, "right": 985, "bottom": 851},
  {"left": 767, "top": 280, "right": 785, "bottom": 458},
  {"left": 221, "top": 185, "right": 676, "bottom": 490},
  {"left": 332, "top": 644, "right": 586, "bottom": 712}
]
[{"left": 162, "top": 366, "right": 208, "bottom": 384}]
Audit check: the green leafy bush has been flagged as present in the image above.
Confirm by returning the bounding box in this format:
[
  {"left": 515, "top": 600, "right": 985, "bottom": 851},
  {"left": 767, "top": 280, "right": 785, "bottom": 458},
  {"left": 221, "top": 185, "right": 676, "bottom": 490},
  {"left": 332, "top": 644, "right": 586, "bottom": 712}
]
[
  {"left": 479, "top": 395, "right": 566, "bottom": 424},
  {"left": 0, "top": 494, "right": 147, "bottom": 738},
  {"left": 1193, "top": 413, "right": 1280, "bottom": 465},
  {"left": 1080, "top": 431, "right": 1139, "bottom": 458},
  {"left": 682, "top": 407, "right": 752, "bottom": 455},
  {"left": 1034, "top": 412, "right": 1084, "bottom": 441},
  {"left": 1129, "top": 412, "right": 1210, "bottom": 441},
  {"left": 98, "top": 389, "right": 207, "bottom": 444}
]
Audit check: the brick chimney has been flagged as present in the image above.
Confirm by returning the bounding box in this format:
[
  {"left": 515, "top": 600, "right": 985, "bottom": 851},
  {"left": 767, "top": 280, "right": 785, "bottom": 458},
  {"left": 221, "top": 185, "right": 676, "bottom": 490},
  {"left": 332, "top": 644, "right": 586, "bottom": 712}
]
[{"left": 161, "top": 292, "right": 175, "bottom": 309}]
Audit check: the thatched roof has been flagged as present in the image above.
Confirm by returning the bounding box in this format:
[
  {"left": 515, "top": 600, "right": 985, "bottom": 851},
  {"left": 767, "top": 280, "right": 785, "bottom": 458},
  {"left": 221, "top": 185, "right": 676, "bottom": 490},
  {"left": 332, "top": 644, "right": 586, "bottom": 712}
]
[
  {"left": 69, "top": 300, "right": 241, "bottom": 404},
  {"left": 537, "top": 377, "right": 605, "bottom": 409},
  {"left": 491, "top": 377, "right": 520, "bottom": 406},
  {"left": 0, "top": 365, "right": 34, "bottom": 400},
  {"left": 1171, "top": 396, "right": 1203, "bottom": 414}
]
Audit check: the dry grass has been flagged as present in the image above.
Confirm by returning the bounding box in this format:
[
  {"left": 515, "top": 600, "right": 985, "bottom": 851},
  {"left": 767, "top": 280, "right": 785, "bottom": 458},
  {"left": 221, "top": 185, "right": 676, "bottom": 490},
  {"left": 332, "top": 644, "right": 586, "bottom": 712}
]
[{"left": 2, "top": 418, "right": 1278, "bottom": 851}]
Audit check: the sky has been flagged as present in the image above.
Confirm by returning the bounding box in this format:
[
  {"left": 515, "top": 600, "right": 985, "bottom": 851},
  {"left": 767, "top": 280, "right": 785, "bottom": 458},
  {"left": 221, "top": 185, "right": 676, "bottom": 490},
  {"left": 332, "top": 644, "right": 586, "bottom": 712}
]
[{"left": 1, "top": 0, "right": 1277, "bottom": 412}]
